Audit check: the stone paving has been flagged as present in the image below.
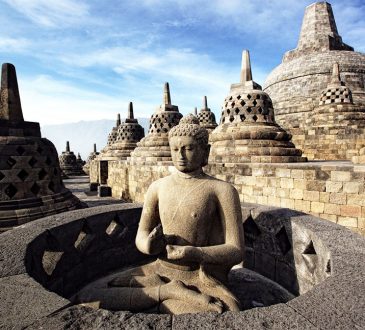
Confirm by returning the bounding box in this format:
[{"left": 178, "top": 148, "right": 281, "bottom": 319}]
[{"left": 63, "top": 176, "right": 127, "bottom": 208}]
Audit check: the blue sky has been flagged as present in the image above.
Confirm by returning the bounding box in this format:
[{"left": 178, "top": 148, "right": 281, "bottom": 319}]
[{"left": 0, "top": 0, "right": 364, "bottom": 125}]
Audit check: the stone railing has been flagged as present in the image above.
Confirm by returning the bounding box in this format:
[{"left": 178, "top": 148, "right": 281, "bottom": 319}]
[{"left": 0, "top": 203, "right": 364, "bottom": 329}]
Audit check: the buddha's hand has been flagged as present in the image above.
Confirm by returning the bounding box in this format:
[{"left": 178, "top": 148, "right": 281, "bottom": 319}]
[
  {"left": 147, "top": 224, "right": 166, "bottom": 255},
  {"left": 166, "top": 245, "right": 201, "bottom": 262}
]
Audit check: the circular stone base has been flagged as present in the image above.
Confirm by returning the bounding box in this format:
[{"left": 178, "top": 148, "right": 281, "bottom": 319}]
[{"left": 73, "top": 266, "right": 293, "bottom": 313}]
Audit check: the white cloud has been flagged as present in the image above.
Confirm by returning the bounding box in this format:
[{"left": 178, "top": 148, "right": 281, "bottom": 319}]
[
  {"left": 3, "top": 0, "right": 89, "bottom": 27},
  {"left": 0, "top": 37, "right": 30, "bottom": 52}
]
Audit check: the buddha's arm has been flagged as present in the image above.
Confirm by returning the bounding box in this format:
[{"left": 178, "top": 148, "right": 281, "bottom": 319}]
[
  {"left": 167, "top": 184, "right": 244, "bottom": 267},
  {"left": 135, "top": 182, "right": 165, "bottom": 255}
]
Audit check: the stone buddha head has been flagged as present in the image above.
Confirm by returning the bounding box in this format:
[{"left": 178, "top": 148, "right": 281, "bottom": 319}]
[{"left": 168, "top": 114, "right": 210, "bottom": 173}]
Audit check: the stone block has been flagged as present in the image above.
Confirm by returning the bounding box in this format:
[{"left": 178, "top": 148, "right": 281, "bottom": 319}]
[
  {"left": 340, "top": 205, "right": 362, "bottom": 218},
  {"left": 329, "top": 193, "right": 347, "bottom": 205},
  {"left": 337, "top": 217, "right": 358, "bottom": 227},
  {"left": 294, "top": 179, "right": 306, "bottom": 190},
  {"left": 306, "top": 180, "right": 325, "bottom": 192},
  {"left": 276, "top": 168, "right": 291, "bottom": 178},
  {"left": 290, "top": 188, "right": 303, "bottom": 200},
  {"left": 324, "top": 203, "right": 341, "bottom": 216},
  {"left": 291, "top": 169, "right": 304, "bottom": 179},
  {"left": 303, "top": 190, "right": 319, "bottom": 202},
  {"left": 311, "top": 201, "right": 325, "bottom": 213},
  {"left": 343, "top": 182, "right": 361, "bottom": 194},
  {"left": 319, "top": 192, "right": 330, "bottom": 203},
  {"left": 325, "top": 181, "right": 342, "bottom": 193},
  {"left": 280, "top": 178, "right": 294, "bottom": 189},
  {"left": 89, "top": 182, "right": 99, "bottom": 191},
  {"left": 331, "top": 171, "right": 351, "bottom": 182},
  {"left": 98, "top": 185, "right": 112, "bottom": 197}
]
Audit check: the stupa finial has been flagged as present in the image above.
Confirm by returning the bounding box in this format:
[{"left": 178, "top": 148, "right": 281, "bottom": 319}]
[
  {"left": 331, "top": 62, "right": 340, "bottom": 82},
  {"left": 240, "top": 50, "right": 252, "bottom": 83},
  {"left": 128, "top": 102, "right": 134, "bottom": 119},
  {"left": 203, "top": 96, "right": 208, "bottom": 109},
  {"left": 194, "top": 107, "right": 198, "bottom": 116},
  {"left": 66, "top": 141, "right": 70, "bottom": 152},
  {"left": 116, "top": 113, "right": 121, "bottom": 126},
  {"left": 0, "top": 63, "right": 24, "bottom": 121},
  {"left": 93, "top": 143, "right": 97, "bottom": 153},
  {"left": 163, "top": 82, "right": 171, "bottom": 105}
]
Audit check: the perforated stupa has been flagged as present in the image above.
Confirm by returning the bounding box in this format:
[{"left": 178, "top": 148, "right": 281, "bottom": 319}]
[
  {"left": 0, "top": 63, "right": 84, "bottom": 231},
  {"left": 209, "top": 50, "right": 306, "bottom": 163},
  {"left": 130, "top": 83, "right": 182, "bottom": 163}
]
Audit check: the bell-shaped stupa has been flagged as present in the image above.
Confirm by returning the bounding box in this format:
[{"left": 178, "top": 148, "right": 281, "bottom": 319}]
[
  {"left": 106, "top": 114, "right": 121, "bottom": 147},
  {"left": 103, "top": 102, "right": 145, "bottom": 160},
  {"left": 303, "top": 63, "right": 365, "bottom": 160},
  {"left": 59, "top": 141, "right": 85, "bottom": 176},
  {"left": 197, "top": 96, "right": 217, "bottom": 132},
  {"left": 209, "top": 50, "right": 306, "bottom": 163},
  {"left": 130, "top": 82, "right": 182, "bottom": 164},
  {"left": 0, "top": 63, "right": 84, "bottom": 231},
  {"left": 83, "top": 143, "right": 99, "bottom": 175}
]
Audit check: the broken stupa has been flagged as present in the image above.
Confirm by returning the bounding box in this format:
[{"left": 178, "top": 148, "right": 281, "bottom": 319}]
[
  {"left": 0, "top": 63, "right": 84, "bottom": 232},
  {"left": 209, "top": 50, "right": 306, "bottom": 163}
]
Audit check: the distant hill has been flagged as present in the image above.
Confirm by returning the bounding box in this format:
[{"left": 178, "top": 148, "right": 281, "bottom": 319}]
[{"left": 41, "top": 118, "right": 150, "bottom": 160}]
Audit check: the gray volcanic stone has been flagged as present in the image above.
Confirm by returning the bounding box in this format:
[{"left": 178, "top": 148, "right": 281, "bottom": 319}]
[
  {"left": 26, "top": 306, "right": 171, "bottom": 330},
  {"left": 0, "top": 274, "right": 69, "bottom": 330}
]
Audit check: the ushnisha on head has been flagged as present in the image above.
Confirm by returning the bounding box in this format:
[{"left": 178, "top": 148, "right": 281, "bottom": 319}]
[{"left": 168, "top": 114, "right": 210, "bottom": 173}]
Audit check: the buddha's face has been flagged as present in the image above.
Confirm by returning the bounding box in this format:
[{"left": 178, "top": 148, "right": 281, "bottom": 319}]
[{"left": 170, "top": 136, "right": 209, "bottom": 173}]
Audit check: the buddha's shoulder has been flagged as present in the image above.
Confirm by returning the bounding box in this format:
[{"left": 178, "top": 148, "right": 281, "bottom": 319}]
[{"left": 204, "top": 175, "right": 238, "bottom": 193}]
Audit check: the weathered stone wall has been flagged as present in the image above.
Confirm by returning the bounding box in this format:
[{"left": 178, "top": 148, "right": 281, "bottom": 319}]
[{"left": 101, "top": 160, "right": 365, "bottom": 235}]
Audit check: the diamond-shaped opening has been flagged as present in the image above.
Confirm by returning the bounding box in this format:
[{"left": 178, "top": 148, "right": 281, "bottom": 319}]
[
  {"left": 48, "top": 181, "right": 55, "bottom": 192},
  {"left": 31, "top": 183, "right": 41, "bottom": 195},
  {"left": 5, "top": 184, "right": 17, "bottom": 198},
  {"left": 28, "top": 157, "right": 38, "bottom": 167},
  {"left": 37, "top": 146, "right": 43, "bottom": 154},
  {"left": 257, "top": 107, "right": 263, "bottom": 114},
  {"left": 6, "top": 157, "right": 16, "bottom": 168},
  {"left": 275, "top": 226, "right": 291, "bottom": 255},
  {"left": 226, "top": 109, "right": 230, "bottom": 115},
  {"left": 303, "top": 240, "right": 317, "bottom": 255},
  {"left": 0, "top": 171, "right": 4, "bottom": 181},
  {"left": 247, "top": 94, "right": 252, "bottom": 99},
  {"left": 252, "top": 115, "right": 258, "bottom": 122},
  {"left": 16, "top": 146, "right": 25, "bottom": 155},
  {"left": 256, "top": 94, "right": 261, "bottom": 99},
  {"left": 240, "top": 100, "right": 246, "bottom": 106},
  {"left": 45, "top": 157, "right": 52, "bottom": 166},
  {"left": 234, "top": 108, "right": 240, "bottom": 114},
  {"left": 253, "top": 100, "right": 257, "bottom": 106},
  {"left": 17, "top": 169, "right": 29, "bottom": 181},
  {"left": 244, "top": 217, "right": 261, "bottom": 236},
  {"left": 240, "top": 114, "right": 246, "bottom": 121},
  {"left": 38, "top": 168, "right": 47, "bottom": 180},
  {"left": 246, "top": 107, "right": 252, "bottom": 113},
  {"left": 229, "top": 116, "right": 234, "bottom": 123},
  {"left": 237, "top": 95, "right": 241, "bottom": 100}
]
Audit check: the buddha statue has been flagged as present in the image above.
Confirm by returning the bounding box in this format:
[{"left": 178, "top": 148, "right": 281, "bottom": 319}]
[{"left": 76, "top": 115, "right": 244, "bottom": 314}]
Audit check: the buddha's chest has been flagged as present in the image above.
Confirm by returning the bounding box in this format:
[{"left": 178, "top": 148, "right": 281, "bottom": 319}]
[{"left": 158, "top": 186, "right": 217, "bottom": 244}]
